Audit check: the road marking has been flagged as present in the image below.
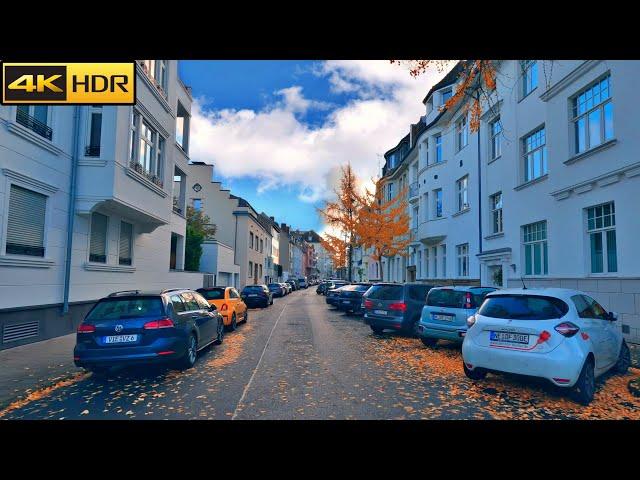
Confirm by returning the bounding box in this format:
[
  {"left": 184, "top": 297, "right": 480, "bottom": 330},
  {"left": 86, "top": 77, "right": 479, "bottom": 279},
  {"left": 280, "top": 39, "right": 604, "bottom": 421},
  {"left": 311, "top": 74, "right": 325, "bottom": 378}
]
[{"left": 232, "top": 303, "right": 288, "bottom": 420}]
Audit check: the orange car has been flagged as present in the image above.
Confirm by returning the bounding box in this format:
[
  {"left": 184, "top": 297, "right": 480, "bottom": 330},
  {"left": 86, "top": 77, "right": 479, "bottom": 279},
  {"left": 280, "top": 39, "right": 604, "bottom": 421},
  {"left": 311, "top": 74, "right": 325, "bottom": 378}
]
[{"left": 196, "top": 287, "right": 248, "bottom": 331}]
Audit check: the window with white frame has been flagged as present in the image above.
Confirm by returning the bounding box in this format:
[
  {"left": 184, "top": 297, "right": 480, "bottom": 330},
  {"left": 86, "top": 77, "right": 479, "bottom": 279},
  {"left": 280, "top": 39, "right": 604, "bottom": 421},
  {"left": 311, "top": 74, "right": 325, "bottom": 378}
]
[
  {"left": 490, "top": 192, "right": 503, "bottom": 234},
  {"left": 249, "top": 261, "right": 253, "bottom": 277},
  {"left": 387, "top": 182, "right": 394, "bottom": 201},
  {"left": 442, "top": 244, "right": 447, "bottom": 277},
  {"left": 432, "top": 246, "right": 438, "bottom": 277},
  {"left": 89, "top": 212, "right": 109, "bottom": 263},
  {"left": 422, "top": 138, "right": 429, "bottom": 165},
  {"left": 521, "top": 60, "right": 538, "bottom": 97},
  {"left": 119, "top": 221, "right": 133, "bottom": 266},
  {"left": 456, "top": 175, "right": 469, "bottom": 211},
  {"left": 250, "top": 232, "right": 254, "bottom": 249},
  {"left": 522, "top": 220, "right": 548, "bottom": 275},
  {"left": 523, "top": 127, "right": 547, "bottom": 182},
  {"left": 456, "top": 114, "right": 469, "bottom": 151},
  {"left": 16, "top": 105, "right": 51, "bottom": 140},
  {"left": 85, "top": 106, "right": 102, "bottom": 157},
  {"left": 130, "top": 110, "right": 165, "bottom": 181},
  {"left": 424, "top": 248, "right": 429, "bottom": 277},
  {"left": 423, "top": 193, "right": 429, "bottom": 221},
  {"left": 417, "top": 250, "right": 422, "bottom": 278},
  {"left": 441, "top": 88, "right": 453, "bottom": 105},
  {"left": 142, "top": 60, "right": 168, "bottom": 95},
  {"left": 586, "top": 202, "right": 617, "bottom": 273},
  {"left": 456, "top": 243, "right": 469, "bottom": 277},
  {"left": 490, "top": 117, "right": 501, "bottom": 159},
  {"left": 5, "top": 184, "right": 47, "bottom": 257},
  {"left": 434, "top": 134, "right": 443, "bottom": 163},
  {"left": 413, "top": 206, "right": 419, "bottom": 229},
  {"left": 573, "top": 74, "right": 614, "bottom": 154},
  {"left": 434, "top": 189, "right": 443, "bottom": 218}
]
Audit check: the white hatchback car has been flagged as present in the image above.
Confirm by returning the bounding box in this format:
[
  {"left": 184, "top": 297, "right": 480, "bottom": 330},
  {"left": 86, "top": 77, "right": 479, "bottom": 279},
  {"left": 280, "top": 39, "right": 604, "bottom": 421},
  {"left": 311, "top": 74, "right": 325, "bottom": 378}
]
[{"left": 461, "top": 288, "right": 631, "bottom": 405}]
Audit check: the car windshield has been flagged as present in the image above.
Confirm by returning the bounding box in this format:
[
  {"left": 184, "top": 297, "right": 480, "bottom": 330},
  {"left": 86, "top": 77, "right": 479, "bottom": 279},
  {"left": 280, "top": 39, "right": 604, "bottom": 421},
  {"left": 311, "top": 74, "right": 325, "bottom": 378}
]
[
  {"left": 87, "top": 297, "right": 164, "bottom": 320},
  {"left": 197, "top": 288, "right": 225, "bottom": 300},
  {"left": 367, "top": 285, "right": 403, "bottom": 301},
  {"left": 478, "top": 295, "right": 569, "bottom": 320},
  {"left": 354, "top": 284, "right": 371, "bottom": 292}
]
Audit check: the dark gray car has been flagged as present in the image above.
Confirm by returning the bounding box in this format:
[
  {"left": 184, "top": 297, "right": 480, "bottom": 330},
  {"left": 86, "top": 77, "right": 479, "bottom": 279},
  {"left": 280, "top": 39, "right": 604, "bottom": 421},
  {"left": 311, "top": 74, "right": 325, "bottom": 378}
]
[{"left": 363, "top": 283, "right": 437, "bottom": 335}]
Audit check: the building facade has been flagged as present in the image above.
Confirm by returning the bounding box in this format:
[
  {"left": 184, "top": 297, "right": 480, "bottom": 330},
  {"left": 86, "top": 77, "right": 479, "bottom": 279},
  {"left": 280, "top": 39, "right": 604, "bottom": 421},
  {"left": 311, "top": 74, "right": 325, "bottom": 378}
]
[{"left": 0, "top": 60, "right": 204, "bottom": 349}]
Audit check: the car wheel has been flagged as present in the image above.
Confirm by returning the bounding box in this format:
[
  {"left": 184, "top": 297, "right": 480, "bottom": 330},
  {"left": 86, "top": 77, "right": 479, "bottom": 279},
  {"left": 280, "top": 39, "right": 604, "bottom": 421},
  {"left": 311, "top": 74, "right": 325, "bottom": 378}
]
[
  {"left": 242, "top": 310, "right": 248, "bottom": 324},
  {"left": 421, "top": 337, "right": 438, "bottom": 348},
  {"left": 270, "top": 298, "right": 274, "bottom": 305},
  {"left": 463, "top": 363, "right": 487, "bottom": 380},
  {"left": 572, "top": 358, "right": 595, "bottom": 405},
  {"left": 227, "top": 313, "right": 237, "bottom": 332},
  {"left": 614, "top": 340, "right": 631, "bottom": 374},
  {"left": 370, "top": 326, "right": 384, "bottom": 335},
  {"left": 214, "top": 318, "right": 224, "bottom": 345},
  {"left": 177, "top": 334, "right": 198, "bottom": 370}
]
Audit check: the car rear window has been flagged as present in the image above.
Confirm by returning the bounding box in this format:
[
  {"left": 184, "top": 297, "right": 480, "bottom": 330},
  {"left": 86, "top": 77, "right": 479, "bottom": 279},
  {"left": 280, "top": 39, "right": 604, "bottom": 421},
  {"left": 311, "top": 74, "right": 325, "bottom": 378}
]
[
  {"left": 243, "top": 286, "right": 264, "bottom": 293},
  {"left": 197, "top": 288, "right": 225, "bottom": 300},
  {"left": 268, "top": 284, "right": 281, "bottom": 288},
  {"left": 367, "top": 285, "right": 403, "bottom": 301},
  {"left": 87, "top": 297, "right": 164, "bottom": 321},
  {"left": 354, "top": 284, "right": 372, "bottom": 292},
  {"left": 478, "top": 295, "right": 569, "bottom": 320},
  {"left": 427, "top": 289, "right": 468, "bottom": 308},
  {"left": 408, "top": 285, "right": 432, "bottom": 301}
]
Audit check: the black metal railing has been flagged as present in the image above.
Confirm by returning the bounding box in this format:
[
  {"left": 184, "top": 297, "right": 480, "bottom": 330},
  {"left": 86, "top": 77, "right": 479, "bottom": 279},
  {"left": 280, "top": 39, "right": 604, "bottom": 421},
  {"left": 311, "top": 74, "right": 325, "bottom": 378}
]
[
  {"left": 172, "top": 197, "right": 183, "bottom": 215},
  {"left": 129, "top": 160, "right": 164, "bottom": 188},
  {"left": 85, "top": 145, "right": 100, "bottom": 157},
  {"left": 16, "top": 109, "right": 52, "bottom": 140}
]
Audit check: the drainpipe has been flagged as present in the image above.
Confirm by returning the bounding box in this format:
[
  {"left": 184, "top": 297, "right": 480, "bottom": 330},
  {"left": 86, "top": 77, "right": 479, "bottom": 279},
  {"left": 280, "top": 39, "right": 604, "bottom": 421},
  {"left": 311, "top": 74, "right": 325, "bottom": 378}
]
[
  {"left": 62, "top": 105, "right": 81, "bottom": 315},
  {"left": 476, "top": 89, "right": 483, "bottom": 273}
]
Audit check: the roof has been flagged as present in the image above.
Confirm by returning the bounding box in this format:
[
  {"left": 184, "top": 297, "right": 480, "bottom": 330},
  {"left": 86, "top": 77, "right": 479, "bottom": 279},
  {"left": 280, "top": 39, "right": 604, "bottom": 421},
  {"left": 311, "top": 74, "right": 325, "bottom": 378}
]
[
  {"left": 229, "top": 194, "right": 251, "bottom": 208},
  {"left": 486, "top": 288, "right": 584, "bottom": 300},
  {"left": 421, "top": 61, "right": 467, "bottom": 105},
  {"left": 430, "top": 285, "right": 497, "bottom": 292}
]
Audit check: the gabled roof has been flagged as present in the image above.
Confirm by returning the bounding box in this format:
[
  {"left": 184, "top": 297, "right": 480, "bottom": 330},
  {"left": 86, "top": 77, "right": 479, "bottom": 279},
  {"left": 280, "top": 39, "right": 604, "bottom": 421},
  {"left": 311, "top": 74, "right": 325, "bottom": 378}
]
[{"left": 229, "top": 194, "right": 251, "bottom": 208}]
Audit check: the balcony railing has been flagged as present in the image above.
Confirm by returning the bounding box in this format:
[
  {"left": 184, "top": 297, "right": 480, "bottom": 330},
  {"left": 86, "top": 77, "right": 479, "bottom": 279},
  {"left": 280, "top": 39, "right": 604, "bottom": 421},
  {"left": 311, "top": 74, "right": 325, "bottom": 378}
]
[
  {"left": 129, "top": 160, "right": 164, "bottom": 188},
  {"left": 172, "top": 197, "right": 183, "bottom": 215},
  {"left": 85, "top": 145, "right": 100, "bottom": 157},
  {"left": 409, "top": 181, "right": 419, "bottom": 199},
  {"left": 16, "top": 109, "right": 52, "bottom": 140}
]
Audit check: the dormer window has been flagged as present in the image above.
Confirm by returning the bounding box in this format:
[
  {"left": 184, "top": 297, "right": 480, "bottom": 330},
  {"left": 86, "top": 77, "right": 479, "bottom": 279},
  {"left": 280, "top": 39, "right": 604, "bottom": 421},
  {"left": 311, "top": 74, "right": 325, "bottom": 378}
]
[
  {"left": 441, "top": 88, "right": 453, "bottom": 105},
  {"left": 426, "top": 96, "right": 434, "bottom": 114}
]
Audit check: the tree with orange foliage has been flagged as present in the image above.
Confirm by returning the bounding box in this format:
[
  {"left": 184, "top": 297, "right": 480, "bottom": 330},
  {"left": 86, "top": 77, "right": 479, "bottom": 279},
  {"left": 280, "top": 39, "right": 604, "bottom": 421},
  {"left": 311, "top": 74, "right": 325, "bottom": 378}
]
[
  {"left": 356, "top": 178, "right": 411, "bottom": 282},
  {"left": 318, "top": 164, "right": 362, "bottom": 281}
]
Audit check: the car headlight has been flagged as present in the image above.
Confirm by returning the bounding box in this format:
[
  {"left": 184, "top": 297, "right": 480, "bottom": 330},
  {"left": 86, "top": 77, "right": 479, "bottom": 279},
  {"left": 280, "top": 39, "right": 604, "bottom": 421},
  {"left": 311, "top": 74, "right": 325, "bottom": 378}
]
[{"left": 466, "top": 314, "right": 477, "bottom": 328}]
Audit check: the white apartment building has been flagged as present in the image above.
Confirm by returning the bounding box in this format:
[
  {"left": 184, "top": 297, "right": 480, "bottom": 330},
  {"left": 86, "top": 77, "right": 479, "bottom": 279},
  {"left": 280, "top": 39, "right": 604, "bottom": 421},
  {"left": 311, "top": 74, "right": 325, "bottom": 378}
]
[
  {"left": 259, "top": 213, "right": 281, "bottom": 283},
  {"left": 381, "top": 60, "right": 640, "bottom": 342},
  {"left": 0, "top": 60, "right": 204, "bottom": 349}
]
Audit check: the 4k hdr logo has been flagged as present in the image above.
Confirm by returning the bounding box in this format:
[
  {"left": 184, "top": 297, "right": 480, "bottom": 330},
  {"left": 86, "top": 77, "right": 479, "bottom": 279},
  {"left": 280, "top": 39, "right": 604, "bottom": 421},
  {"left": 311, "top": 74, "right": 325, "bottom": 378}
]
[{"left": 1, "top": 63, "right": 135, "bottom": 105}]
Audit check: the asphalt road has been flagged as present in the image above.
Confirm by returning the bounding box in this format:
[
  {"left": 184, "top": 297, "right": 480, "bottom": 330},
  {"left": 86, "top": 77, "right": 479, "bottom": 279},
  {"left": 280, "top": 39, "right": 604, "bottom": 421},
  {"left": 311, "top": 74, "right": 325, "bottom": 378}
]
[{"left": 2, "top": 288, "right": 640, "bottom": 420}]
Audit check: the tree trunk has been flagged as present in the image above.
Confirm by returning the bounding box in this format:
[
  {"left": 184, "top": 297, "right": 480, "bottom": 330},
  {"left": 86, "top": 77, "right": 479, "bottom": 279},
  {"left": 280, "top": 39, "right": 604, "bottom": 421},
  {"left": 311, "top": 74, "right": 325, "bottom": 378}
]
[
  {"left": 378, "top": 259, "right": 384, "bottom": 282},
  {"left": 348, "top": 243, "right": 353, "bottom": 282}
]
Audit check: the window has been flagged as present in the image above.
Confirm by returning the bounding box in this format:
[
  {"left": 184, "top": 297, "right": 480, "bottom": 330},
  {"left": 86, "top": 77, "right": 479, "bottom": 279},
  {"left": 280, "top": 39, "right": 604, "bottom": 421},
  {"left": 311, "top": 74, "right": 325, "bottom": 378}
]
[
  {"left": 16, "top": 105, "right": 52, "bottom": 140},
  {"left": 249, "top": 261, "right": 253, "bottom": 276},
  {"left": 417, "top": 250, "right": 422, "bottom": 277},
  {"left": 434, "top": 134, "right": 443, "bottom": 163},
  {"left": 456, "top": 176, "right": 469, "bottom": 211},
  {"left": 129, "top": 110, "right": 139, "bottom": 162},
  {"left": 250, "top": 232, "right": 254, "bottom": 249},
  {"left": 587, "top": 202, "right": 617, "bottom": 273},
  {"left": 432, "top": 247, "right": 438, "bottom": 277},
  {"left": 479, "top": 295, "right": 569, "bottom": 320},
  {"left": 130, "top": 111, "right": 164, "bottom": 180},
  {"left": 85, "top": 106, "right": 102, "bottom": 156},
  {"left": 522, "top": 220, "right": 548, "bottom": 275},
  {"left": 176, "top": 101, "right": 190, "bottom": 152},
  {"left": 457, "top": 243, "right": 469, "bottom": 277},
  {"left": 118, "top": 221, "right": 133, "bottom": 266},
  {"left": 434, "top": 189, "right": 443, "bottom": 218},
  {"left": 5, "top": 184, "right": 46, "bottom": 257},
  {"left": 413, "top": 206, "right": 419, "bottom": 229},
  {"left": 573, "top": 74, "right": 614, "bottom": 154},
  {"left": 442, "top": 244, "right": 447, "bottom": 277},
  {"left": 456, "top": 114, "right": 469, "bottom": 151},
  {"left": 193, "top": 199, "right": 202, "bottom": 211},
  {"left": 170, "top": 294, "right": 186, "bottom": 313},
  {"left": 491, "top": 192, "right": 503, "bottom": 234},
  {"left": 521, "top": 60, "right": 538, "bottom": 97},
  {"left": 490, "top": 117, "right": 502, "bottom": 159},
  {"left": 139, "top": 121, "right": 156, "bottom": 174},
  {"left": 523, "top": 127, "right": 547, "bottom": 182},
  {"left": 89, "top": 212, "right": 108, "bottom": 263},
  {"left": 260, "top": 239, "right": 264, "bottom": 253},
  {"left": 142, "top": 60, "right": 168, "bottom": 94},
  {"left": 387, "top": 182, "right": 394, "bottom": 201},
  {"left": 180, "top": 292, "right": 200, "bottom": 311},
  {"left": 259, "top": 264, "right": 263, "bottom": 279},
  {"left": 441, "top": 88, "right": 453, "bottom": 105},
  {"left": 424, "top": 248, "right": 429, "bottom": 277},
  {"left": 423, "top": 139, "right": 429, "bottom": 165},
  {"left": 423, "top": 193, "right": 429, "bottom": 221},
  {"left": 572, "top": 295, "right": 608, "bottom": 320}
]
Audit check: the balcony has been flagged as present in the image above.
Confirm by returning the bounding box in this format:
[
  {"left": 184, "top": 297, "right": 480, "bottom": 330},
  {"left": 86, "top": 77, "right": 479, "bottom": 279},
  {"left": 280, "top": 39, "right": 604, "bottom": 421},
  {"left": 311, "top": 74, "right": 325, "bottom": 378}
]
[
  {"left": 408, "top": 181, "right": 419, "bottom": 202},
  {"left": 418, "top": 218, "right": 448, "bottom": 246},
  {"left": 16, "top": 109, "right": 52, "bottom": 140},
  {"left": 130, "top": 160, "right": 164, "bottom": 189}
]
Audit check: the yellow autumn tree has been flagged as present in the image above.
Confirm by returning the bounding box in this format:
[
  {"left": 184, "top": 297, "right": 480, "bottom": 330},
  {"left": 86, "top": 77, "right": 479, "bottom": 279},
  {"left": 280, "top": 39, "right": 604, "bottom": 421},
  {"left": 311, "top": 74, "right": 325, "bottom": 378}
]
[
  {"left": 318, "top": 164, "right": 363, "bottom": 281},
  {"left": 356, "top": 178, "right": 411, "bottom": 282},
  {"left": 320, "top": 234, "right": 347, "bottom": 272}
]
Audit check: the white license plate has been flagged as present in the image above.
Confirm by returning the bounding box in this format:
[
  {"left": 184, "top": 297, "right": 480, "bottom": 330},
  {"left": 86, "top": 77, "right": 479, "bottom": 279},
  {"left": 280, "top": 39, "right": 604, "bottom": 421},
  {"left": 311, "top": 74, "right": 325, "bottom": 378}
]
[
  {"left": 104, "top": 335, "right": 138, "bottom": 344},
  {"left": 433, "top": 313, "right": 454, "bottom": 322},
  {"left": 373, "top": 309, "right": 387, "bottom": 315},
  {"left": 248, "top": 294, "right": 258, "bottom": 297},
  {"left": 342, "top": 300, "right": 351, "bottom": 304},
  {"left": 490, "top": 331, "right": 529, "bottom": 346}
]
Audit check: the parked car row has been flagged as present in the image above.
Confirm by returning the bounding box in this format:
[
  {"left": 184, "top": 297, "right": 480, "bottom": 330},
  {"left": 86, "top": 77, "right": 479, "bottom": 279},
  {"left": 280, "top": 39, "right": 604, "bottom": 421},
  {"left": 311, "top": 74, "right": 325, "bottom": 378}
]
[
  {"left": 74, "top": 279, "right": 307, "bottom": 375},
  {"left": 324, "top": 280, "right": 631, "bottom": 405}
]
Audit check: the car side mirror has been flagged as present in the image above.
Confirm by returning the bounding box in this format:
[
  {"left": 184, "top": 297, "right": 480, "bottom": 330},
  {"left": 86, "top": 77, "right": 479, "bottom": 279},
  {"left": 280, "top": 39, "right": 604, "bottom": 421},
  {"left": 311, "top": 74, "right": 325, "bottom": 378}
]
[
  {"left": 608, "top": 311, "right": 618, "bottom": 321},
  {"left": 209, "top": 304, "right": 217, "bottom": 311}
]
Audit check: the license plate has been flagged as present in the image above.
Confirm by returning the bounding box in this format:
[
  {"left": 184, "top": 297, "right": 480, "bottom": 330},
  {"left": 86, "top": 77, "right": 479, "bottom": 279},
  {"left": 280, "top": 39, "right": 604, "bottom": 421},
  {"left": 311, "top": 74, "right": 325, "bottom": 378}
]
[
  {"left": 433, "top": 313, "right": 454, "bottom": 322},
  {"left": 373, "top": 309, "right": 387, "bottom": 315},
  {"left": 104, "top": 335, "right": 138, "bottom": 344},
  {"left": 248, "top": 294, "right": 258, "bottom": 297},
  {"left": 342, "top": 300, "right": 351, "bottom": 304},
  {"left": 489, "top": 331, "right": 529, "bottom": 346}
]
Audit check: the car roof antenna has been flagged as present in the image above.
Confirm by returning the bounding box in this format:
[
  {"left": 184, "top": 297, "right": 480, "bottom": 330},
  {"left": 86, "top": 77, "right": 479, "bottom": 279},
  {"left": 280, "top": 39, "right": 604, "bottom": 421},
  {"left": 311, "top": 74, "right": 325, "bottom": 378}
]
[{"left": 520, "top": 277, "right": 527, "bottom": 290}]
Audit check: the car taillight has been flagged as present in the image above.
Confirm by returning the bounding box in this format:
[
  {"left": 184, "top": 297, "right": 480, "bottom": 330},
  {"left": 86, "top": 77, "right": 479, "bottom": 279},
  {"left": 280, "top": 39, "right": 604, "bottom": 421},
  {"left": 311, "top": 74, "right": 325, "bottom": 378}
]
[
  {"left": 464, "top": 292, "right": 473, "bottom": 309},
  {"left": 144, "top": 318, "right": 175, "bottom": 329},
  {"left": 77, "top": 324, "right": 95, "bottom": 333},
  {"left": 554, "top": 322, "right": 579, "bottom": 337},
  {"left": 364, "top": 299, "right": 374, "bottom": 309},
  {"left": 389, "top": 302, "right": 407, "bottom": 312},
  {"left": 221, "top": 304, "right": 228, "bottom": 311}
]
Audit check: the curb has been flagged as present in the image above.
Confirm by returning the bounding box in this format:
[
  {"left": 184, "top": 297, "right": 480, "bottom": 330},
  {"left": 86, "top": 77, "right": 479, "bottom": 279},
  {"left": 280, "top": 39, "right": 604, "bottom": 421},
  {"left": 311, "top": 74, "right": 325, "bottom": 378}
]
[{"left": 629, "top": 377, "right": 640, "bottom": 398}]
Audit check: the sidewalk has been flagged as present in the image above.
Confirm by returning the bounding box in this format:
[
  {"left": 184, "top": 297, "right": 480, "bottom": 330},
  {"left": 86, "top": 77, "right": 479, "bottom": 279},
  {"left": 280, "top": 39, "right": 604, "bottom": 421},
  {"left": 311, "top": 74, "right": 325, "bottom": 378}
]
[{"left": 0, "top": 334, "right": 82, "bottom": 410}]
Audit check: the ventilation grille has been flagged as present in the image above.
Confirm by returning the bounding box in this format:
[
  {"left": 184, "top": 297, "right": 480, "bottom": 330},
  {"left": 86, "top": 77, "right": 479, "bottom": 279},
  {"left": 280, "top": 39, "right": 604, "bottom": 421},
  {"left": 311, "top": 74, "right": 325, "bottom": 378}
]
[{"left": 3, "top": 321, "right": 39, "bottom": 344}]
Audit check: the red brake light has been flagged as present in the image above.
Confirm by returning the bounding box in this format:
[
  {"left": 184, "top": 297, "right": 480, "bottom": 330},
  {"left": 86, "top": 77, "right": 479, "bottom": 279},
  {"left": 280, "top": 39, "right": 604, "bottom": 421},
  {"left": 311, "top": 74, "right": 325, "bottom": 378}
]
[
  {"left": 464, "top": 292, "right": 473, "bottom": 309},
  {"left": 364, "top": 299, "right": 373, "bottom": 309},
  {"left": 77, "top": 324, "right": 95, "bottom": 333},
  {"left": 144, "top": 318, "right": 175, "bottom": 329},
  {"left": 554, "top": 322, "right": 579, "bottom": 337},
  {"left": 389, "top": 302, "right": 407, "bottom": 312},
  {"left": 221, "top": 303, "right": 228, "bottom": 311}
]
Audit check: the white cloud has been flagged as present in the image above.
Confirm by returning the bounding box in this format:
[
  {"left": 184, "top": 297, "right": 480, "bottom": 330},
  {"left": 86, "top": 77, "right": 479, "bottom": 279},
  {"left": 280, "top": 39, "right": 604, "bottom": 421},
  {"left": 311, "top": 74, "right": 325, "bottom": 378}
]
[{"left": 189, "top": 60, "right": 452, "bottom": 206}]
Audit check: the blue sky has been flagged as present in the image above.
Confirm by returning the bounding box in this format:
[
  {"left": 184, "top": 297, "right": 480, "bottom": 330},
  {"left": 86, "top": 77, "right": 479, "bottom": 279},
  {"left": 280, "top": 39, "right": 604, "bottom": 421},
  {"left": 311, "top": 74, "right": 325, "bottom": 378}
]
[{"left": 179, "top": 60, "right": 445, "bottom": 234}]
